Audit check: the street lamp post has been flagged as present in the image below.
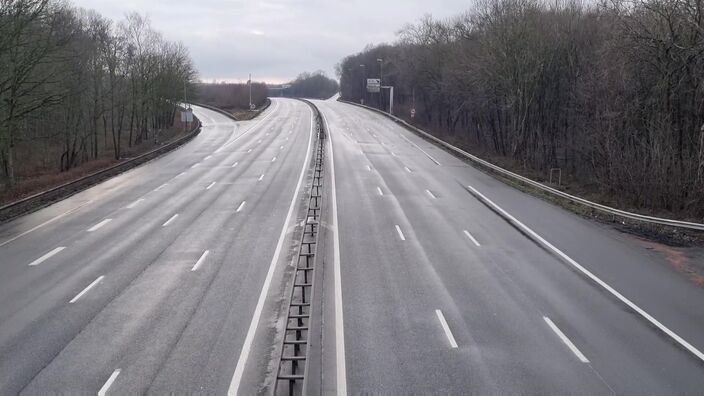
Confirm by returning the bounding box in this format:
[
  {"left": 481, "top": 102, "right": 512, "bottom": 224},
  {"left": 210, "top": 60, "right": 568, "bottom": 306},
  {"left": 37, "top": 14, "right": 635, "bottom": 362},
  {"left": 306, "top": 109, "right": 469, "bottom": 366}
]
[
  {"left": 377, "top": 58, "right": 383, "bottom": 110},
  {"left": 360, "top": 64, "right": 366, "bottom": 105},
  {"left": 248, "top": 73, "right": 252, "bottom": 110}
]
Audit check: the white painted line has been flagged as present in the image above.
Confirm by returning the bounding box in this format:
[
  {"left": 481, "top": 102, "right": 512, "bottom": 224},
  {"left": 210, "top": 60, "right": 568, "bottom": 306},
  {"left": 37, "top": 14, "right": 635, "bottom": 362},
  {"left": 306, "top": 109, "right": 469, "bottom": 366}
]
[
  {"left": 28, "top": 247, "right": 66, "bottom": 266},
  {"left": 271, "top": 156, "right": 277, "bottom": 162},
  {"left": 231, "top": 162, "right": 239, "bottom": 168},
  {"left": 125, "top": 198, "right": 144, "bottom": 209},
  {"left": 0, "top": 201, "right": 93, "bottom": 247},
  {"left": 395, "top": 224, "right": 406, "bottom": 241},
  {"left": 69, "top": 275, "right": 104, "bottom": 303},
  {"left": 280, "top": 145, "right": 284, "bottom": 149},
  {"left": 391, "top": 151, "right": 398, "bottom": 157},
  {"left": 366, "top": 165, "right": 372, "bottom": 171},
  {"left": 463, "top": 230, "right": 481, "bottom": 247},
  {"left": 204, "top": 155, "right": 212, "bottom": 160},
  {"left": 191, "top": 162, "right": 200, "bottom": 168},
  {"left": 377, "top": 187, "right": 384, "bottom": 196},
  {"left": 257, "top": 139, "right": 262, "bottom": 143},
  {"left": 425, "top": 189, "right": 437, "bottom": 199},
  {"left": 322, "top": 111, "right": 348, "bottom": 395},
  {"left": 236, "top": 201, "right": 246, "bottom": 212},
  {"left": 162, "top": 214, "right": 179, "bottom": 227},
  {"left": 206, "top": 181, "right": 217, "bottom": 190},
  {"left": 98, "top": 369, "right": 121, "bottom": 396},
  {"left": 175, "top": 172, "right": 186, "bottom": 178},
  {"left": 467, "top": 185, "right": 704, "bottom": 363},
  {"left": 543, "top": 316, "right": 589, "bottom": 363},
  {"left": 191, "top": 250, "right": 209, "bottom": 271},
  {"left": 228, "top": 104, "right": 315, "bottom": 395},
  {"left": 154, "top": 183, "right": 168, "bottom": 192},
  {"left": 435, "top": 310, "right": 459, "bottom": 348},
  {"left": 400, "top": 134, "right": 441, "bottom": 165},
  {"left": 404, "top": 166, "right": 413, "bottom": 173},
  {"left": 87, "top": 219, "right": 112, "bottom": 232},
  {"left": 258, "top": 174, "right": 264, "bottom": 182},
  {"left": 247, "top": 148, "right": 252, "bottom": 153}
]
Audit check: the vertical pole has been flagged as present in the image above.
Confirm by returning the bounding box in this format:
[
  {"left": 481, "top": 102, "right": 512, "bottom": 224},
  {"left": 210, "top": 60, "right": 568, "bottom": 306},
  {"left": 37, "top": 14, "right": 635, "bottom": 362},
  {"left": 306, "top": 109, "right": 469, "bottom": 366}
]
[
  {"left": 248, "top": 73, "right": 252, "bottom": 110},
  {"left": 389, "top": 86, "right": 394, "bottom": 115}
]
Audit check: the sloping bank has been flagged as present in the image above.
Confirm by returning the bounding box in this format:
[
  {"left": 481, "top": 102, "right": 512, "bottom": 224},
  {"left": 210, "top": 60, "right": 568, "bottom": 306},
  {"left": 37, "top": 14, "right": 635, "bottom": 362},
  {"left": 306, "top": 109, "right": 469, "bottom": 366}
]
[{"left": 0, "top": 116, "right": 202, "bottom": 223}]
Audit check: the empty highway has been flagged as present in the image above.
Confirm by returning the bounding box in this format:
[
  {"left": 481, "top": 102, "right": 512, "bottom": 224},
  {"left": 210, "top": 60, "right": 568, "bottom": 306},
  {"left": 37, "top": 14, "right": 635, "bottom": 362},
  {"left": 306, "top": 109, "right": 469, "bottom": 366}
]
[
  {"left": 313, "top": 98, "right": 704, "bottom": 393},
  {"left": 0, "top": 98, "right": 314, "bottom": 393}
]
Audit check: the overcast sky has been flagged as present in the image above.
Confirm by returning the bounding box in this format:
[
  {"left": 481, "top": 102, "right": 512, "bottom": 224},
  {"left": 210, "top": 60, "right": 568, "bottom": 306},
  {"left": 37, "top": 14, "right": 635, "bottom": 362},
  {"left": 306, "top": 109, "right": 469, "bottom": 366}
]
[{"left": 71, "top": 0, "right": 472, "bottom": 84}]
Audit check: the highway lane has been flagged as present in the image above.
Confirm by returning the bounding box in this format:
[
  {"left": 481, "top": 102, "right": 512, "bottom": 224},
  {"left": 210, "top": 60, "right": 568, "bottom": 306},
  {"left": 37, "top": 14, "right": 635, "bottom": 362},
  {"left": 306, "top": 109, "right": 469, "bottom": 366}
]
[
  {"left": 314, "top": 99, "right": 704, "bottom": 393},
  {"left": 0, "top": 98, "right": 314, "bottom": 393}
]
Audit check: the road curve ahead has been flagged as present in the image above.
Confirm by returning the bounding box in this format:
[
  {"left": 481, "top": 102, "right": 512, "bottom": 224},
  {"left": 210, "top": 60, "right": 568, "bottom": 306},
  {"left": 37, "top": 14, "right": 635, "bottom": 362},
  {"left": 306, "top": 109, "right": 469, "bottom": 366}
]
[
  {"left": 0, "top": 98, "right": 313, "bottom": 393},
  {"left": 313, "top": 98, "right": 704, "bottom": 393}
]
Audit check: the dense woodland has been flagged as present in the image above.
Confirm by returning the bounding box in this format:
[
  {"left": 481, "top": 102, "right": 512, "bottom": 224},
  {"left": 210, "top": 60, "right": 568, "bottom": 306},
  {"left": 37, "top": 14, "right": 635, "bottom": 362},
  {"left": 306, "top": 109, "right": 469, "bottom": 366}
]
[
  {"left": 338, "top": 0, "right": 704, "bottom": 218},
  {"left": 195, "top": 82, "right": 268, "bottom": 111},
  {"left": 286, "top": 71, "right": 339, "bottom": 99},
  {"left": 0, "top": 0, "right": 196, "bottom": 190}
]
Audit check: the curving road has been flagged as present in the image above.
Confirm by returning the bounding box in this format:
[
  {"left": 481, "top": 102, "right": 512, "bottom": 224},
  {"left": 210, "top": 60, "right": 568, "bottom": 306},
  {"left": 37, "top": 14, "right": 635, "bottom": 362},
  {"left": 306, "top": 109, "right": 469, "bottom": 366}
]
[
  {"left": 313, "top": 98, "right": 704, "bottom": 393},
  {"left": 0, "top": 98, "right": 313, "bottom": 394}
]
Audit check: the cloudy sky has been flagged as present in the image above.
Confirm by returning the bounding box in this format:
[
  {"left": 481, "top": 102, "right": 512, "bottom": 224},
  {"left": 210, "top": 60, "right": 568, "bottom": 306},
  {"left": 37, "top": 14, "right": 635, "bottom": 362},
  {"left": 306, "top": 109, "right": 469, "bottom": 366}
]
[{"left": 71, "top": 0, "right": 471, "bottom": 84}]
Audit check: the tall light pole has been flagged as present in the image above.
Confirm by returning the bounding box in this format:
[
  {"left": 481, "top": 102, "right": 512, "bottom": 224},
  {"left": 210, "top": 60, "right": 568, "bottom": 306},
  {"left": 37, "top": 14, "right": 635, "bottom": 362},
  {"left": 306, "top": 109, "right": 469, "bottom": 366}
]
[
  {"left": 248, "top": 73, "right": 252, "bottom": 110},
  {"left": 377, "top": 58, "right": 383, "bottom": 110},
  {"left": 360, "top": 64, "right": 366, "bottom": 105}
]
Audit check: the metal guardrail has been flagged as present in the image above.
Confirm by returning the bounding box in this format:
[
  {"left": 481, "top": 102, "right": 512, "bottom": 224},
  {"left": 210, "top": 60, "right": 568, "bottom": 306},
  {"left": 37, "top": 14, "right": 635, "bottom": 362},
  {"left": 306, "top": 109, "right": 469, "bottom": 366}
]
[
  {"left": 274, "top": 100, "right": 326, "bottom": 395},
  {"left": 0, "top": 116, "right": 202, "bottom": 222},
  {"left": 339, "top": 99, "right": 704, "bottom": 232}
]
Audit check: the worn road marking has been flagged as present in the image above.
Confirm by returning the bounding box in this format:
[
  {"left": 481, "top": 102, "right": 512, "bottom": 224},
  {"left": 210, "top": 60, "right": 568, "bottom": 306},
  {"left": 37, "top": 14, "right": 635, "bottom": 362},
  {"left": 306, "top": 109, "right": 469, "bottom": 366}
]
[
  {"left": 400, "top": 134, "right": 441, "bottom": 165},
  {"left": 425, "top": 189, "right": 437, "bottom": 199},
  {"left": 463, "top": 230, "right": 481, "bottom": 247},
  {"left": 377, "top": 187, "right": 384, "bottom": 196},
  {"left": 271, "top": 156, "right": 277, "bottom": 162},
  {"left": 236, "top": 201, "right": 246, "bottom": 212},
  {"left": 28, "top": 247, "right": 66, "bottom": 266},
  {"left": 69, "top": 275, "right": 104, "bottom": 303},
  {"left": 436, "top": 310, "right": 458, "bottom": 348},
  {"left": 98, "top": 369, "right": 121, "bottom": 396},
  {"left": 395, "top": 225, "right": 406, "bottom": 241},
  {"left": 206, "top": 182, "right": 216, "bottom": 190},
  {"left": 204, "top": 155, "right": 212, "bottom": 160},
  {"left": 175, "top": 172, "right": 186, "bottom": 178},
  {"left": 154, "top": 183, "right": 168, "bottom": 192},
  {"left": 258, "top": 174, "right": 264, "bottom": 182},
  {"left": 191, "top": 250, "right": 209, "bottom": 271},
  {"left": 162, "top": 214, "right": 179, "bottom": 227},
  {"left": 544, "top": 316, "right": 589, "bottom": 363},
  {"left": 125, "top": 198, "right": 144, "bottom": 209},
  {"left": 87, "top": 219, "right": 112, "bottom": 232},
  {"left": 404, "top": 166, "right": 413, "bottom": 173},
  {"left": 191, "top": 162, "right": 200, "bottom": 168},
  {"left": 231, "top": 162, "right": 239, "bottom": 168}
]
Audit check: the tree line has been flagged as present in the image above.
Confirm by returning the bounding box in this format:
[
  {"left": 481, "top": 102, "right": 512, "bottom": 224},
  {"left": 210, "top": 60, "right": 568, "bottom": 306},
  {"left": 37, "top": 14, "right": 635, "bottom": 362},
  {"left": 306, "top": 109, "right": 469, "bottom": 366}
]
[
  {"left": 195, "top": 81, "right": 268, "bottom": 111},
  {"left": 0, "top": 0, "right": 196, "bottom": 188},
  {"left": 285, "top": 71, "right": 339, "bottom": 99},
  {"left": 338, "top": 0, "right": 704, "bottom": 218}
]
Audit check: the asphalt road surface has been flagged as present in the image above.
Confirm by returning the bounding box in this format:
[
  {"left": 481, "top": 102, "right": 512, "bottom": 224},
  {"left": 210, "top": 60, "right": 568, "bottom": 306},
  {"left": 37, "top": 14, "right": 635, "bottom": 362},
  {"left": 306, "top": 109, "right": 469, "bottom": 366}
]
[
  {"left": 313, "top": 98, "right": 704, "bottom": 393},
  {"left": 2, "top": 96, "right": 704, "bottom": 394},
  {"left": 0, "top": 98, "right": 314, "bottom": 394}
]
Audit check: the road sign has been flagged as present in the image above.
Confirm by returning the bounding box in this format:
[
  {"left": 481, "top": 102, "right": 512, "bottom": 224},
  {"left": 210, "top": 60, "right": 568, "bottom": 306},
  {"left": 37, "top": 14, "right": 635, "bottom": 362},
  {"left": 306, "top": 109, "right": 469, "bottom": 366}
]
[
  {"left": 181, "top": 108, "right": 193, "bottom": 122},
  {"left": 410, "top": 108, "right": 416, "bottom": 118},
  {"left": 250, "top": 103, "right": 256, "bottom": 110},
  {"left": 367, "top": 78, "right": 380, "bottom": 93}
]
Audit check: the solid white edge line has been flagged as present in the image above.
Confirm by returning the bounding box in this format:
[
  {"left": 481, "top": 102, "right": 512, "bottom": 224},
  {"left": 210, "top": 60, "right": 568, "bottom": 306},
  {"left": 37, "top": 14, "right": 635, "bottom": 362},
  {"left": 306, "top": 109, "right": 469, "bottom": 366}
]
[
  {"left": 191, "top": 250, "right": 209, "bottom": 271},
  {"left": 69, "top": 275, "right": 104, "bottom": 303},
  {"left": 425, "top": 189, "right": 436, "bottom": 199},
  {"left": 463, "top": 230, "right": 481, "bottom": 247},
  {"left": 206, "top": 181, "right": 216, "bottom": 190},
  {"left": 543, "top": 316, "right": 589, "bottom": 363},
  {"left": 236, "top": 201, "right": 246, "bottom": 213},
  {"left": 321, "top": 109, "right": 348, "bottom": 395},
  {"left": 399, "top": 133, "right": 441, "bottom": 165},
  {"left": 87, "top": 219, "right": 112, "bottom": 232},
  {"left": 0, "top": 200, "right": 93, "bottom": 247},
  {"left": 227, "top": 101, "right": 314, "bottom": 395},
  {"left": 377, "top": 187, "right": 383, "bottom": 196},
  {"left": 435, "top": 309, "right": 459, "bottom": 348},
  {"left": 98, "top": 368, "right": 121, "bottom": 396},
  {"left": 467, "top": 185, "right": 704, "bottom": 362},
  {"left": 162, "top": 214, "right": 179, "bottom": 227},
  {"left": 395, "top": 224, "right": 406, "bottom": 241},
  {"left": 28, "top": 246, "right": 66, "bottom": 266},
  {"left": 125, "top": 198, "right": 144, "bottom": 209}
]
